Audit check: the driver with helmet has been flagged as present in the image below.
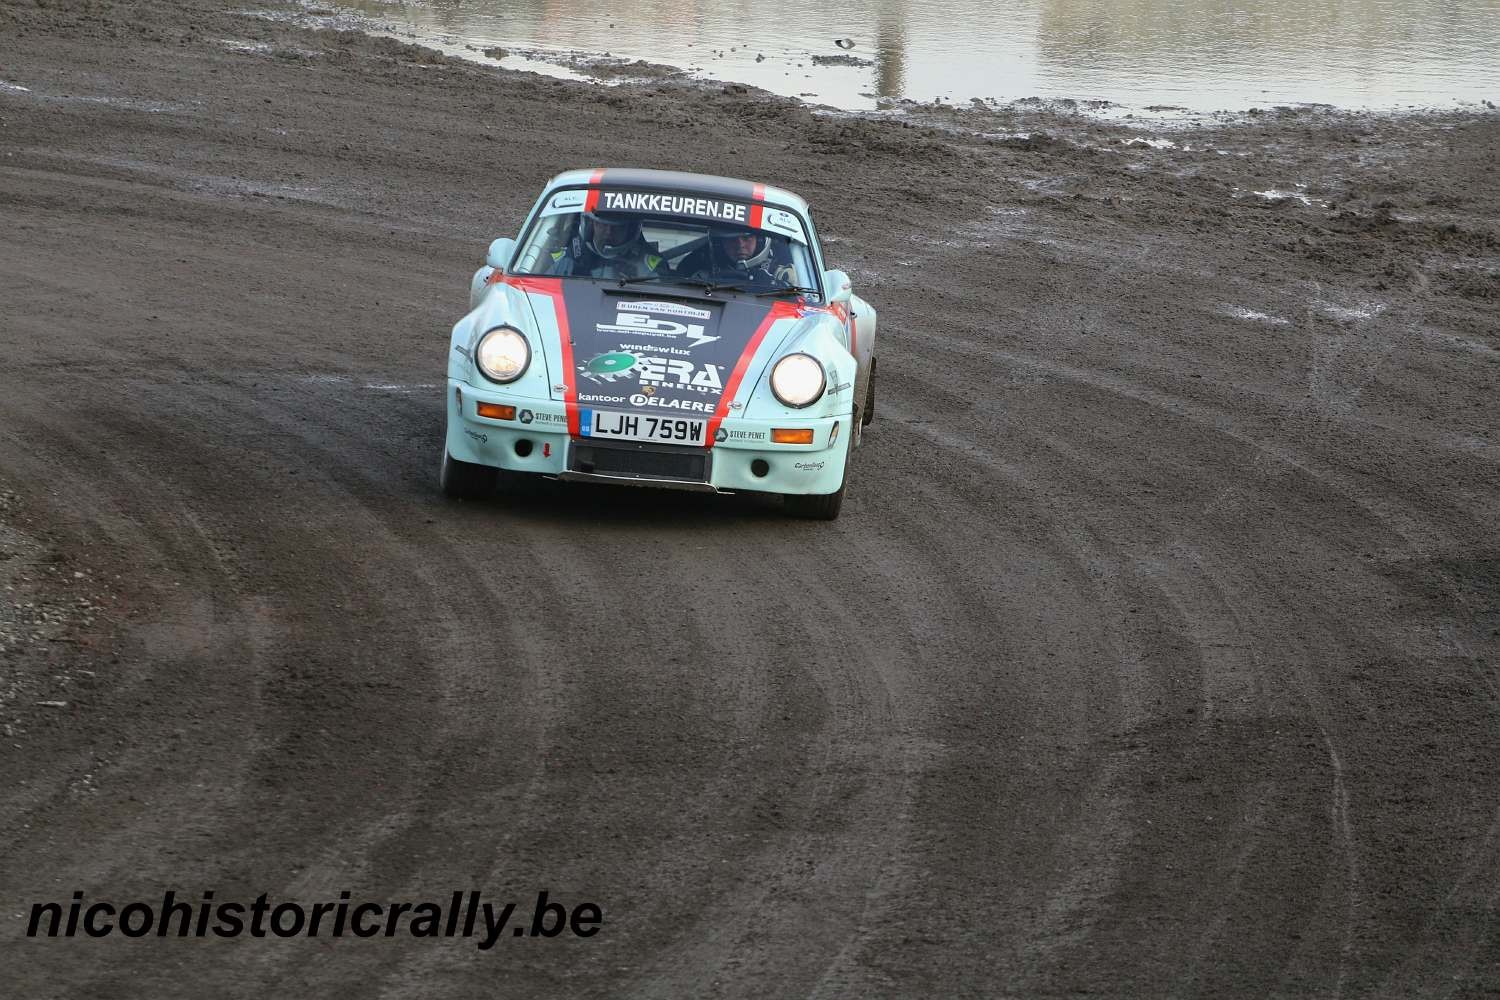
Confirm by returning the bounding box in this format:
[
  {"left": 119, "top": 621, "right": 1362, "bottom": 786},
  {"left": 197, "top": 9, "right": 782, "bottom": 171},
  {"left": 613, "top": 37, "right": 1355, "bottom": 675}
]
[
  {"left": 548, "top": 211, "right": 667, "bottom": 280},
  {"left": 693, "top": 225, "right": 793, "bottom": 289}
]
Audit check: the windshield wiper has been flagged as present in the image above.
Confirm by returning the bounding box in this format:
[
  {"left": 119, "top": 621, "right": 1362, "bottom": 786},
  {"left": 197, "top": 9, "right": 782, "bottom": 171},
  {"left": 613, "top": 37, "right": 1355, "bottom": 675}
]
[
  {"left": 617, "top": 273, "right": 726, "bottom": 293},
  {"left": 753, "top": 285, "right": 821, "bottom": 298}
]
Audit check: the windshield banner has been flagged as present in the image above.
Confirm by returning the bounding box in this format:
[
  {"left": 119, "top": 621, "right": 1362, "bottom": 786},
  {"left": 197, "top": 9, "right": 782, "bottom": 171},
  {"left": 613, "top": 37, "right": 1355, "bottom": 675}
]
[
  {"left": 538, "top": 188, "right": 809, "bottom": 244},
  {"left": 595, "top": 190, "right": 749, "bottom": 223}
]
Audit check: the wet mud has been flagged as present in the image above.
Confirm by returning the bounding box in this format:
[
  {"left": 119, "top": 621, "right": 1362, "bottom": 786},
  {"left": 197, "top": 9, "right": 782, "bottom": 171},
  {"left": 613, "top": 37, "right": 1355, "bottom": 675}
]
[{"left": 1, "top": 1, "right": 1498, "bottom": 996}]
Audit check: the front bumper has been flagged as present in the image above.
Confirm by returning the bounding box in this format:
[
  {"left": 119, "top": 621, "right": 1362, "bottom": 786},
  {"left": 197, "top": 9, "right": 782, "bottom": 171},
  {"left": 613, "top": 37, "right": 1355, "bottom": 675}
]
[{"left": 445, "top": 379, "right": 850, "bottom": 495}]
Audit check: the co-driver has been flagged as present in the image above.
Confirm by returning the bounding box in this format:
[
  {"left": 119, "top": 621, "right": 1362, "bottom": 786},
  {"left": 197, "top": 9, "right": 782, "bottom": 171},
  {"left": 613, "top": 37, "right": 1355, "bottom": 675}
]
[{"left": 548, "top": 211, "right": 668, "bottom": 280}]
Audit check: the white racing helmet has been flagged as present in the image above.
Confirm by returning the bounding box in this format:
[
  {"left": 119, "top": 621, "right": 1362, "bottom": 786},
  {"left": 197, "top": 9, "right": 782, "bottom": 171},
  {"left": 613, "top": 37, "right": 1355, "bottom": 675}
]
[
  {"left": 580, "top": 211, "right": 642, "bottom": 259},
  {"left": 713, "top": 225, "right": 774, "bottom": 271}
]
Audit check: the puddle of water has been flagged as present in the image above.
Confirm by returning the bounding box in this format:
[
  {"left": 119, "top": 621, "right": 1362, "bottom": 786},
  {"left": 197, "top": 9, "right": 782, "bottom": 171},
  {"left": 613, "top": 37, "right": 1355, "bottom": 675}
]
[
  {"left": 1319, "top": 302, "right": 1389, "bottom": 323},
  {"left": 1228, "top": 185, "right": 1329, "bottom": 209},
  {"left": 316, "top": 0, "right": 1500, "bottom": 112},
  {"left": 1253, "top": 188, "right": 1324, "bottom": 207},
  {"left": 221, "top": 39, "right": 275, "bottom": 54},
  {"left": 1222, "top": 305, "right": 1292, "bottom": 327},
  {"left": 219, "top": 38, "right": 322, "bottom": 58}
]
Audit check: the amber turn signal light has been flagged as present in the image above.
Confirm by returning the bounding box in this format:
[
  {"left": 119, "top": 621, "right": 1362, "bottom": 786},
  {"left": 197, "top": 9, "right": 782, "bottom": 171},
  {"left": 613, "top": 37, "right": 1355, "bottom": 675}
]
[
  {"left": 476, "top": 402, "right": 516, "bottom": 420},
  {"left": 770, "top": 428, "right": 815, "bottom": 445}
]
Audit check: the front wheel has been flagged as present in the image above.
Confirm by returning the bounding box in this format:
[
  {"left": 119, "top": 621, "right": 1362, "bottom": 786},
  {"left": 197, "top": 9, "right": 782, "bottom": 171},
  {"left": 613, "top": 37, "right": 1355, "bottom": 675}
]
[
  {"left": 783, "top": 427, "right": 852, "bottom": 520},
  {"left": 440, "top": 451, "right": 498, "bottom": 500},
  {"left": 783, "top": 485, "right": 844, "bottom": 520}
]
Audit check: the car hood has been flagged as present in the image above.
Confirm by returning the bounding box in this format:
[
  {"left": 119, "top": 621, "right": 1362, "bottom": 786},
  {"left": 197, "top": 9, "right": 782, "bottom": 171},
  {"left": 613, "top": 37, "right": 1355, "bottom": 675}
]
[{"left": 529, "top": 279, "right": 802, "bottom": 419}]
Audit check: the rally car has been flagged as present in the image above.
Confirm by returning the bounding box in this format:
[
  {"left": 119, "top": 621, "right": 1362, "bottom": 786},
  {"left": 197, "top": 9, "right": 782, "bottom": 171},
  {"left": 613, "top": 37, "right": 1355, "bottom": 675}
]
[{"left": 442, "top": 168, "right": 877, "bottom": 519}]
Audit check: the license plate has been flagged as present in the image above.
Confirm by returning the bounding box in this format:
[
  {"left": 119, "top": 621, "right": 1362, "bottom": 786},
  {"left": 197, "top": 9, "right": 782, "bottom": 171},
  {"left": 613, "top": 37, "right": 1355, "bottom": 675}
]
[{"left": 581, "top": 409, "right": 708, "bottom": 447}]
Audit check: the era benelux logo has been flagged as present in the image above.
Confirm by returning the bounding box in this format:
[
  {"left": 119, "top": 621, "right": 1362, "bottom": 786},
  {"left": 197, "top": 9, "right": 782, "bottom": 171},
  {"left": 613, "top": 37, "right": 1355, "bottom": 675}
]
[{"left": 578, "top": 352, "right": 723, "bottom": 392}]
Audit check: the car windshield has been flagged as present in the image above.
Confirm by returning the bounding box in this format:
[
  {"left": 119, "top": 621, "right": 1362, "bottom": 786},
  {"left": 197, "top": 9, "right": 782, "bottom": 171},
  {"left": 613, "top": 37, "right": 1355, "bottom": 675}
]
[{"left": 510, "top": 195, "right": 821, "bottom": 300}]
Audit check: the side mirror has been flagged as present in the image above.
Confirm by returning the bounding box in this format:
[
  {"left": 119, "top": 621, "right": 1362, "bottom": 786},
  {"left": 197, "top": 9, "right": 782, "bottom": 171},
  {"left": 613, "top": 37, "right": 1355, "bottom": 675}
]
[
  {"left": 823, "top": 269, "right": 853, "bottom": 306},
  {"left": 486, "top": 237, "right": 517, "bottom": 272}
]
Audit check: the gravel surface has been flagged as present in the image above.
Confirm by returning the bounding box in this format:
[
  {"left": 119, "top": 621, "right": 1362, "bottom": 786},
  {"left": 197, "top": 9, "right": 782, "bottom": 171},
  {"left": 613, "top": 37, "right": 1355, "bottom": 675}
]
[{"left": 1, "top": 1, "right": 1498, "bottom": 996}]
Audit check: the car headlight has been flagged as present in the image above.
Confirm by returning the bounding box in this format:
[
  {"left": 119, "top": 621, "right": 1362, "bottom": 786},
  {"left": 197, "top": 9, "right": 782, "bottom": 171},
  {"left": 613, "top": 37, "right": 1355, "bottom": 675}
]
[
  {"left": 770, "top": 353, "right": 826, "bottom": 408},
  {"left": 475, "top": 326, "right": 530, "bottom": 383}
]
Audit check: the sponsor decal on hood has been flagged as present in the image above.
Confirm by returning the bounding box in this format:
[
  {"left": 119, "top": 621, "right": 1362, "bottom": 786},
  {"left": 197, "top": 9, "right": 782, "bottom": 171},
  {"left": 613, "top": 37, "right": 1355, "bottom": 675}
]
[
  {"left": 495, "top": 276, "right": 803, "bottom": 443},
  {"left": 553, "top": 288, "right": 786, "bottom": 429}
]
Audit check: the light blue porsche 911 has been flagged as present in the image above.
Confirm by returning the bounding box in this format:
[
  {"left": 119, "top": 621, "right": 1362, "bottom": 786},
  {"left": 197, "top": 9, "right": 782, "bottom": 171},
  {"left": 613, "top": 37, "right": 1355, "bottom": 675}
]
[{"left": 442, "top": 168, "right": 878, "bottom": 519}]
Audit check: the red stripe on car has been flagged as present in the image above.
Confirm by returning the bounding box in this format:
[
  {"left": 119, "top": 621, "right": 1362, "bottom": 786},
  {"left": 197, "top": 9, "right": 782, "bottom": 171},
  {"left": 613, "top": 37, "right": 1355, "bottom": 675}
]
[
  {"left": 584, "top": 168, "right": 605, "bottom": 212},
  {"left": 499, "top": 276, "right": 578, "bottom": 435},
  {"left": 707, "top": 300, "right": 799, "bottom": 447}
]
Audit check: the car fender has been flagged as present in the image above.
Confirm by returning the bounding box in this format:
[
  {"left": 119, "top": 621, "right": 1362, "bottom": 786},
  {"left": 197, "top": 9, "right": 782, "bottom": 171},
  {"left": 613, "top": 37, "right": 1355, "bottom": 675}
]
[
  {"left": 448, "top": 279, "right": 555, "bottom": 399},
  {"left": 740, "top": 311, "right": 857, "bottom": 422},
  {"left": 847, "top": 293, "right": 877, "bottom": 413},
  {"left": 849, "top": 293, "right": 877, "bottom": 371}
]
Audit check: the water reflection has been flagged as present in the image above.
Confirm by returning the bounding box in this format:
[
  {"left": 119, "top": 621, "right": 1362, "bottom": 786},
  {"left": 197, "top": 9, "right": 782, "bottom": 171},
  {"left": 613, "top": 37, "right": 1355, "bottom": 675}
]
[
  {"left": 324, "top": 0, "right": 1500, "bottom": 110},
  {"left": 874, "top": 6, "right": 906, "bottom": 99},
  {"left": 1030, "top": 0, "right": 1500, "bottom": 106}
]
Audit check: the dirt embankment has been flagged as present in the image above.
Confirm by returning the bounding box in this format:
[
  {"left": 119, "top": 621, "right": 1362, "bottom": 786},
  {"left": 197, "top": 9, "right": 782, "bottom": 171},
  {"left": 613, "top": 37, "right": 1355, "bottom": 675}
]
[{"left": 1, "top": 1, "right": 1498, "bottom": 997}]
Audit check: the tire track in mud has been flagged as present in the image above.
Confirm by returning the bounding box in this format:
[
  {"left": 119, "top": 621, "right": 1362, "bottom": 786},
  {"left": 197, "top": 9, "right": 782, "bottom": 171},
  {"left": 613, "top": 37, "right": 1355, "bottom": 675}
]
[
  {"left": 917, "top": 329, "right": 1493, "bottom": 542},
  {"left": 887, "top": 402, "right": 1335, "bottom": 987},
  {"left": 0, "top": 160, "right": 597, "bottom": 993},
  {"left": 841, "top": 467, "right": 1167, "bottom": 995},
  {"left": 872, "top": 305, "right": 1500, "bottom": 991},
  {"left": 0, "top": 353, "right": 562, "bottom": 992},
  {"left": 614, "top": 543, "right": 929, "bottom": 998},
  {"left": 0, "top": 389, "right": 285, "bottom": 995},
  {"left": 1378, "top": 804, "right": 1500, "bottom": 994},
  {"left": 1, "top": 343, "right": 946, "bottom": 995},
  {"left": 462, "top": 496, "right": 933, "bottom": 998},
  {"left": 60, "top": 367, "right": 582, "bottom": 994},
  {"left": 0, "top": 390, "right": 269, "bottom": 834},
  {"left": 875, "top": 400, "right": 1217, "bottom": 992},
  {"left": 880, "top": 216, "right": 1500, "bottom": 979}
]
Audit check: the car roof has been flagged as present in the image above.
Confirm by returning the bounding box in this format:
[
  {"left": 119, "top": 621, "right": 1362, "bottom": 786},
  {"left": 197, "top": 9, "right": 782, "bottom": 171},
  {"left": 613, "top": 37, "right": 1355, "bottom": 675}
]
[{"left": 545, "top": 168, "right": 810, "bottom": 215}]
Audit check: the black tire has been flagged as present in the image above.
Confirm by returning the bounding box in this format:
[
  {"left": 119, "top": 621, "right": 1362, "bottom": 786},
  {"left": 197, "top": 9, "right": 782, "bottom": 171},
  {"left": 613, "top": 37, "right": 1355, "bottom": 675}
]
[
  {"left": 783, "top": 427, "right": 852, "bottom": 520},
  {"left": 440, "top": 450, "right": 498, "bottom": 500},
  {"left": 861, "top": 356, "right": 876, "bottom": 427},
  {"left": 783, "top": 485, "right": 844, "bottom": 520}
]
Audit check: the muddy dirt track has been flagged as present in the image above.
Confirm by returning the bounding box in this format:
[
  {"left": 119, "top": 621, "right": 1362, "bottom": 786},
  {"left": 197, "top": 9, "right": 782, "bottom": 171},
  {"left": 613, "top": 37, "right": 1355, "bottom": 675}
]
[{"left": 2, "top": 1, "right": 1499, "bottom": 996}]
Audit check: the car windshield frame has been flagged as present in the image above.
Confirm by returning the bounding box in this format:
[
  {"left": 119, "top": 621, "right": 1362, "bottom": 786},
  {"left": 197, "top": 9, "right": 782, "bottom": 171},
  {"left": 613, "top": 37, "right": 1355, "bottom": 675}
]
[{"left": 508, "top": 185, "right": 825, "bottom": 301}]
